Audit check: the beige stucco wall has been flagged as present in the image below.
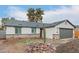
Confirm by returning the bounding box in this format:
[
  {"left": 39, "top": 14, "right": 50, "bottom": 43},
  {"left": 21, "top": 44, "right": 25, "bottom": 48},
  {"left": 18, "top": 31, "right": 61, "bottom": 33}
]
[
  {"left": 5, "top": 27, "right": 40, "bottom": 39},
  {"left": 6, "top": 27, "right": 15, "bottom": 34},
  {"left": 46, "top": 28, "right": 54, "bottom": 39},
  {"left": 55, "top": 21, "right": 74, "bottom": 30},
  {"left": 21, "top": 28, "right": 31, "bottom": 34},
  {"left": 6, "top": 27, "right": 40, "bottom": 34},
  {"left": 21, "top": 28, "right": 40, "bottom": 34}
]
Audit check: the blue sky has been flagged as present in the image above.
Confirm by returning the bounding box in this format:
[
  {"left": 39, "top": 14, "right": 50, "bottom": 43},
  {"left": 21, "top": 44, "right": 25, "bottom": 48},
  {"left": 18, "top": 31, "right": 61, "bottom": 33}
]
[
  {"left": 0, "top": 5, "right": 67, "bottom": 17},
  {"left": 0, "top": 5, "right": 79, "bottom": 25}
]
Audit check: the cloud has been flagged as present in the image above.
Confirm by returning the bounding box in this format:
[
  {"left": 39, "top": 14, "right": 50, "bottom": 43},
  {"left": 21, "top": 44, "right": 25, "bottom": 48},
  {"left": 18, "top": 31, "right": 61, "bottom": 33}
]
[
  {"left": 7, "top": 6, "right": 28, "bottom": 21},
  {"left": 5, "top": 6, "right": 79, "bottom": 25},
  {"left": 43, "top": 6, "right": 79, "bottom": 25}
]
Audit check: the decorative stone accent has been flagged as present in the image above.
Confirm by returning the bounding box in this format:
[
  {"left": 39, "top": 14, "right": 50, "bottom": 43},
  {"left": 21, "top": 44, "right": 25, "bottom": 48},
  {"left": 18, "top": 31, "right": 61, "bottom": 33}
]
[
  {"left": 53, "top": 34, "right": 59, "bottom": 39},
  {"left": 25, "top": 43, "right": 56, "bottom": 53}
]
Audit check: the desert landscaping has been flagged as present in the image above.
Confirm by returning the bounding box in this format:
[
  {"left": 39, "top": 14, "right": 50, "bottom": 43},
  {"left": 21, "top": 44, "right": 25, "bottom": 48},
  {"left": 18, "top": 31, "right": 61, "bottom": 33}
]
[
  {"left": 0, "top": 5, "right": 79, "bottom": 53},
  {"left": 0, "top": 38, "right": 79, "bottom": 53}
]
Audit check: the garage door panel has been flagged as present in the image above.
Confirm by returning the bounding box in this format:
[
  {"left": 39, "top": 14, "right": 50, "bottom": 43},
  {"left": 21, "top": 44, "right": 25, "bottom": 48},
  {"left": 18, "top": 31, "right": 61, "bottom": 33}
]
[{"left": 60, "top": 28, "right": 73, "bottom": 39}]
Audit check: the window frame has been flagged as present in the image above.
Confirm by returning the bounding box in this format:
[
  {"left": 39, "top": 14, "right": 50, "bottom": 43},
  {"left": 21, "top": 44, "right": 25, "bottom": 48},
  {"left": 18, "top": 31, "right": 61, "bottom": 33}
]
[
  {"left": 31, "top": 27, "right": 36, "bottom": 34},
  {"left": 15, "top": 27, "right": 21, "bottom": 34}
]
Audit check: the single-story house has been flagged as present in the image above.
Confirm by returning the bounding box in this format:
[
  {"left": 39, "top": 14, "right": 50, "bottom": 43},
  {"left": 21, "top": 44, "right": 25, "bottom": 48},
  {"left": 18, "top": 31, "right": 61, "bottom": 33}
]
[{"left": 0, "top": 19, "right": 75, "bottom": 39}]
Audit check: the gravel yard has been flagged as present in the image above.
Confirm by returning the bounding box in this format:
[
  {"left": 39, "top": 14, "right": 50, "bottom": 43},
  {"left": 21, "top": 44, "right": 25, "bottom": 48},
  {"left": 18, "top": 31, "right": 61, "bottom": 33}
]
[
  {"left": 0, "top": 38, "right": 78, "bottom": 53},
  {"left": 0, "top": 39, "right": 45, "bottom": 53},
  {"left": 56, "top": 39, "right": 79, "bottom": 53}
]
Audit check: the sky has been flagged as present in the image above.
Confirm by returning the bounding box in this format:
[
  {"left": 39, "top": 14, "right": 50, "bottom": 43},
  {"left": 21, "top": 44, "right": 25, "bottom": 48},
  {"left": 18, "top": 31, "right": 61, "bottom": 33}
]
[{"left": 0, "top": 5, "right": 79, "bottom": 25}]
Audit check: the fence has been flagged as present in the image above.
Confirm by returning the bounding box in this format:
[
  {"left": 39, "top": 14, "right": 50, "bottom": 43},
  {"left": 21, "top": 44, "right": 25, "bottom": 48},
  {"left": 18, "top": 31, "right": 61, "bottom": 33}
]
[{"left": 0, "top": 30, "right": 6, "bottom": 39}]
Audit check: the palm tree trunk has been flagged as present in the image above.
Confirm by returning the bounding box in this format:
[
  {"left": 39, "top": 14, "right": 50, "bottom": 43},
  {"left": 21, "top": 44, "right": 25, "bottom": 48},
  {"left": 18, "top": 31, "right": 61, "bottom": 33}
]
[
  {"left": 40, "top": 20, "right": 43, "bottom": 39},
  {"left": 40, "top": 28, "right": 42, "bottom": 38}
]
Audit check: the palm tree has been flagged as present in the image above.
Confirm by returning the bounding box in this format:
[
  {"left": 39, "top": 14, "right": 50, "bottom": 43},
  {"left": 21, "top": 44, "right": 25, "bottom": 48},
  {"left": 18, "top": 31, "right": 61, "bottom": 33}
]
[
  {"left": 35, "top": 8, "right": 44, "bottom": 22},
  {"left": 27, "top": 8, "right": 44, "bottom": 39},
  {"left": 27, "top": 8, "right": 44, "bottom": 22},
  {"left": 27, "top": 8, "right": 35, "bottom": 22},
  {"left": 35, "top": 8, "right": 44, "bottom": 38}
]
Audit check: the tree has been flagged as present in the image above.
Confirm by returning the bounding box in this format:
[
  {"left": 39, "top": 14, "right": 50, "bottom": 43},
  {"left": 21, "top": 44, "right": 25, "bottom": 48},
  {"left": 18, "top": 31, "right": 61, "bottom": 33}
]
[
  {"left": 1, "top": 17, "right": 16, "bottom": 30},
  {"left": 11, "top": 17, "right": 15, "bottom": 21},
  {"left": 2, "top": 17, "right": 15, "bottom": 22},
  {"left": 35, "top": 8, "right": 44, "bottom": 22},
  {"left": 2, "top": 18, "right": 9, "bottom": 22},
  {"left": 27, "top": 8, "right": 44, "bottom": 38},
  {"left": 35, "top": 8, "right": 44, "bottom": 38},
  {"left": 27, "top": 8, "right": 44, "bottom": 22},
  {"left": 27, "top": 8, "right": 35, "bottom": 22}
]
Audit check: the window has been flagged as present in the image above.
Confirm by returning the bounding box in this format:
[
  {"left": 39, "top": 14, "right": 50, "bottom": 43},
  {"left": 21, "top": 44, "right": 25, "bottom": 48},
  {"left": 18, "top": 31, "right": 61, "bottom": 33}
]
[
  {"left": 15, "top": 27, "right": 21, "bottom": 34},
  {"left": 31, "top": 28, "right": 36, "bottom": 34}
]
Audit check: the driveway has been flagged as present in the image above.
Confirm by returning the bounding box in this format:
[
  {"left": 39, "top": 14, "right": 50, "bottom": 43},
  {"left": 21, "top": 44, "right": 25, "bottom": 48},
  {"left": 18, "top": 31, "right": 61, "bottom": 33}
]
[
  {"left": 55, "top": 39, "right": 79, "bottom": 53},
  {"left": 46, "top": 38, "right": 74, "bottom": 47}
]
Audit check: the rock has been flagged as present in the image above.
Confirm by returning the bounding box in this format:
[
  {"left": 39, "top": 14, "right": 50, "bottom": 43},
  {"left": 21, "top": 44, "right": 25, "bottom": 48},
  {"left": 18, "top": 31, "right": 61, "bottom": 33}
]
[{"left": 25, "top": 43, "right": 56, "bottom": 53}]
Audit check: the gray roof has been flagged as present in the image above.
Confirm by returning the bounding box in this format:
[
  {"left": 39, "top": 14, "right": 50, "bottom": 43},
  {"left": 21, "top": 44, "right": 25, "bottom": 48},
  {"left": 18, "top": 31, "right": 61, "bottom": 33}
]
[
  {"left": 3, "top": 20, "right": 75, "bottom": 28},
  {"left": 3, "top": 20, "right": 44, "bottom": 28},
  {"left": 48, "top": 20, "right": 75, "bottom": 28},
  {"left": 43, "top": 20, "right": 66, "bottom": 28}
]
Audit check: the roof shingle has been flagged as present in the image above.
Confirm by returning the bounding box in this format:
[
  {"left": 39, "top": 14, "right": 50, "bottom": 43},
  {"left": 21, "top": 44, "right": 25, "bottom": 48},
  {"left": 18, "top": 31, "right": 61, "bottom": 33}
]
[{"left": 3, "top": 20, "right": 75, "bottom": 28}]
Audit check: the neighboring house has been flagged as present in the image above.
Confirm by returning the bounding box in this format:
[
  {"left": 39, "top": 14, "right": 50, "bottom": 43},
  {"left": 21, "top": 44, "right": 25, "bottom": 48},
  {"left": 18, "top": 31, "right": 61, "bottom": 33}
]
[
  {"left": 0, "top": 19, "right": 75, "bottom": 39},
  {"left": 74, "top": 25, "right": 79, "bottom": 39}
]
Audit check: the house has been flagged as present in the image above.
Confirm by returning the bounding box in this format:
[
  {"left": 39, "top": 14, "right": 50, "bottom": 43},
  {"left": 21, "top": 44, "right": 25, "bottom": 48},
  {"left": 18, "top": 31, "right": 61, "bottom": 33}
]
[
  {"left": 74, "top": 25, "right": 79, "bottom": 39},
  {"left": 0, "top": 19, "right": 75, "bottom": 39}
]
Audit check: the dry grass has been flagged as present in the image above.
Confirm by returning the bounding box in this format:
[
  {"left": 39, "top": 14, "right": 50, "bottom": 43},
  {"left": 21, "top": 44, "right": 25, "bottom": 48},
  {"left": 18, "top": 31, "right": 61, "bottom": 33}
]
[
  {"left": 17, "top": 39, "right": 44, "bottom": 45},
  {"left": 0, "top": 38, "right": 44, "bottom": 53},
  {"left": 0, "top": 38, "right": 75, "bottom": 53}
]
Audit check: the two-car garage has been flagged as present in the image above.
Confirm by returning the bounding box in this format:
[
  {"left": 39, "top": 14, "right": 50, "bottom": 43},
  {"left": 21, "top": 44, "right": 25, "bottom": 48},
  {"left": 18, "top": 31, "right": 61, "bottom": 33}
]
[
  {"left": 45, "top": 20, "right": 75, "bottom": 39},
  {"left": 59, "top": 28, "right": 73, "bottom": 39}
]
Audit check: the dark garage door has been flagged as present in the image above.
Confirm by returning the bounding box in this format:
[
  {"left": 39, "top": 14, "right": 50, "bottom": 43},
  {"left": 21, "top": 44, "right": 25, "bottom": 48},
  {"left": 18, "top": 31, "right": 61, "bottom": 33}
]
[{"left": 60, "top": 28, "right": 73, "bottom": 39}]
